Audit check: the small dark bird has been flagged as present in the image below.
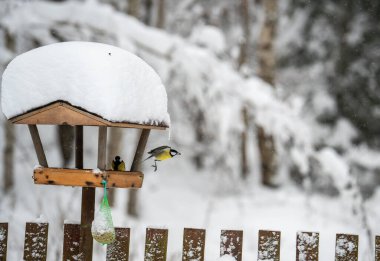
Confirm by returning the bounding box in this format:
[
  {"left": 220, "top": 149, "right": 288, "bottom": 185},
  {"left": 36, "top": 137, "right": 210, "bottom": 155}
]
[
  {"left": 144, "top": 146, "right": 181, "bottom": 171},
  {"left": 111, "top": 155, "right": 125, "bottom": 171}
]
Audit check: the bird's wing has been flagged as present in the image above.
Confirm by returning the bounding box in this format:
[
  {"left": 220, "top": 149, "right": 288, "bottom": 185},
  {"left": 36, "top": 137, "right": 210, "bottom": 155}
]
[
  {"left": 147, "top": 146, "right": 171, "bottom": 155},
  {"left": 143, "top": 154, "right": 154, "bottom": 161},
  {"left": 119, "top": 161, "right": 126, "bottom": 171}
]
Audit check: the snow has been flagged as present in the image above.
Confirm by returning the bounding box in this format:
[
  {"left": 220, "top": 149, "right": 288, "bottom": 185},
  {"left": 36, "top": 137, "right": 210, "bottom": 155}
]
[
  {"left": 1, "top": 41, "right": 170, "bottom": 126},
  {"left": 215, "top": 255, "right": 236, "bottom": 261},
  {"left": 189, "top": 25, "right": 227, "bottom": 55},
  {"left": 92, "top": 168, "right": 103, "bottom": 174},
  {"left": 34, "top": 214, "right": 47, "bottom": 223},
  {"left": 316, "top": 148, "right": 350, "bottom": 190}
]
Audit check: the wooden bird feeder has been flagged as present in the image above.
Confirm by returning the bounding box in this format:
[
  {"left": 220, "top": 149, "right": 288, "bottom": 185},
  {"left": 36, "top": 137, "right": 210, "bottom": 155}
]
[
  {"left": 7, "top": 99, "right": 168, "bottom": 261},
  {"left": 9, "top": 100, "right": 167, "bottom": 189},
  {"left": 1, "top": 42, "right": 170, "bottom": 260}
]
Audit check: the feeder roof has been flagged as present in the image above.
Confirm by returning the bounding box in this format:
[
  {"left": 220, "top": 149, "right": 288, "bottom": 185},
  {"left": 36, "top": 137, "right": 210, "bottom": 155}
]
[{"left": 1, "top": 42, "right": 170, "bottom": 129}]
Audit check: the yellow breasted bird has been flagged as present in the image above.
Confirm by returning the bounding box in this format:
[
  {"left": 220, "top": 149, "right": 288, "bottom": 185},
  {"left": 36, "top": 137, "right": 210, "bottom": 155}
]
[
  {"left": 112, "top": 156, "right": 125, "bottom": 171},
  {"left": 144, "top": 146, "right": 181, "bottom": 171}
]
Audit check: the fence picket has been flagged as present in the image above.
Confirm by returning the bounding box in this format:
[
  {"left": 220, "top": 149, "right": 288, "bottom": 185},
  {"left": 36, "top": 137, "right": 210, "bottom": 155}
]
[
  {"left": 182, "top": 228, "right": 206, "bottom": 261},
  {"left": 62, "top": 224, "right": 81, "bottom": 261},
  {"left": 258, "top": 230, "right": 281, "bottom": 261},
  {"left": 375, "top": 236, "right": 379, "bottom": 261},
  {"left": 106, "top": 227, "right": 130, "bottom": 261},
  {"left": 23, "top": 222, "right": 49, "bottom": 261},
  {"left": 335, "top": 234, "right": 358, "bottom": 261},
  {"left": 0, "top": 223, "right": 8, "bottom": 261},
  {"left": 220, "top": 230, "right": 243, "bottom": 261},
  {"left": 296, "top": 232, "right": 319, "bottom": 261},
  {"left": 144, "top": 228, "right": 168, "bottom": 261}
]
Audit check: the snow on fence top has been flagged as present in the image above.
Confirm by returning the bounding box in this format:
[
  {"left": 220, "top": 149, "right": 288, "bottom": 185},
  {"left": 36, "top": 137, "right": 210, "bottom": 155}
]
[{"left": 1, "top": 42, "right": 170, "bottom": 127}]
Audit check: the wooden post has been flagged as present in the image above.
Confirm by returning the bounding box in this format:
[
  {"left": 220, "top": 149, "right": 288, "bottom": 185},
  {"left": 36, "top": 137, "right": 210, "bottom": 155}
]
[
  {"left": 28, "top": 125, "right": 48, "bottom": 167},
  {"left": 62, "top": 224, "right": 81, "bottom": 261},
  {"left": 130, "top": 129, "right": 151, "bottom": 171},
  {"left": 80, "top": 126, "right": 107, "bottom": 260},
  {"left": 375, "top": 235, "right": 380, "bottom": 261},
  {"left": 258, "top": 230, "right": 281, "bottom": 261},
  {"left": 220, "top": 230, "right": 243, "bottom": 261},
  {"left": 97, "top": 127, "right": 108, "bottom": 170},
  {"left": 106, "top": 228, "right": 130, "bottom": 261},
  {"left": 182, "top": 228, "right": 206, "bottom": 261},
  {"left": 335, "top": 234, "right": 358, "bottom": 261},
  {"left": 0, "top": 223, "right": 8, "bottom": 261},
  {"left": 144, "top": 228, "right": 168, "bottom": 261},
  {"left": 128, "top": 129, "right": 150, "bottom": 217},
  {"left": 296, "top": 232, "right": 319, "bottom": 261},
  {"left": 23, "top": 222, "right": 49, "bottom": 261}
]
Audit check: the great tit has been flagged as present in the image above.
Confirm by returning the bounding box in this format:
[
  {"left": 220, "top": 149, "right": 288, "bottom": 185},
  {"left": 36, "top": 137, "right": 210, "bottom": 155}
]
[
  {"left": 144, "top": 146, "right": 181, "bottom": 171},
  {"left": 111, "top": 155, "right": 125, "bottom": 171}
]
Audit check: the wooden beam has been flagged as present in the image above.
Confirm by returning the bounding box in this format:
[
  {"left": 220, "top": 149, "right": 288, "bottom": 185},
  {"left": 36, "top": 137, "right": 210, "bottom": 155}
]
[
  {"left": 131, "top": 129, "right": 151, "bottom": 171},
  {"left": 28, "top": 125, "right": 48, "bottom": 167},
  {"left": 11, "top": 101, "right": 168, "bottom": 130},
  {"left": 33, "top": 170, "right": 143, "bottom": 188},
  {"left": 98, "top": 126, "right": 107, "bottom": 170}
]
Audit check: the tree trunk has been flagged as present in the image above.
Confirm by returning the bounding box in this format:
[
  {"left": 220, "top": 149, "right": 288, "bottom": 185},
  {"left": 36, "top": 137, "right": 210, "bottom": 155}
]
[
  {"left": 143, "top": 0, "right": 153, "bottom": 25},
  {"left": 107, "top": 127, "right": 124, "bottom": 206},
  {"left": 156, "top": 0, "right": 165, "bottom": 29},
  {"left": 3, "top": 121, "right": 15, "bottom": 194},
  {"left": 237, "top": 0, "right": 250, "bottom": 69},
  {"left": 240, "top": 107, "right": 249, "bottom": 179},
  {"left": 194, "top": 110, "right": 206, "bottom": 169},
  {"left": 257, "top": 0, "right": 277, "bottom": 85},
  {"left": 57, "top": 125, "right": 74, "bottom": 168},
  {"left": 257, "top": 0, "right": 278, "bottom": 187},
  {"left": 257, "top": 126, "right": 277, "bottom": 186},
  {"left": 128, "top": 0, "right": 140, "bottom": 18}
]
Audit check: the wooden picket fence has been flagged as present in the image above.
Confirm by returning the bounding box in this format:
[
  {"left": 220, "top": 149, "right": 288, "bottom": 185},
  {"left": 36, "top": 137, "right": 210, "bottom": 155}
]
[{"left": 0, "top": 222, "right": 379, "bottom": 260}]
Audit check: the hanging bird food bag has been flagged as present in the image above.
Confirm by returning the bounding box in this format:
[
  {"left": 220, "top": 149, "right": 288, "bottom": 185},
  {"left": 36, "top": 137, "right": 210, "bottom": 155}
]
[{"left": 91, "top": 181, "right": 115, "bottom": 244}]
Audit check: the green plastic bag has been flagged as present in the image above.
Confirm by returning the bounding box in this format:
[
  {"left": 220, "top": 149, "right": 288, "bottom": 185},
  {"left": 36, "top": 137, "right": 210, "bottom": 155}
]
[{"left": 91, "top": 180, "right": 115, "bottom": 244}]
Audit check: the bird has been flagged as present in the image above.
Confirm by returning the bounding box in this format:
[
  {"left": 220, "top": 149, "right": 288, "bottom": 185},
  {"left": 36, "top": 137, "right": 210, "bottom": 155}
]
[
  {"left": 111, "top": 155, "right": 125, "bottom": 171},
  {"left": 144, "top": 146, "right": 181, "bottom": 171}
]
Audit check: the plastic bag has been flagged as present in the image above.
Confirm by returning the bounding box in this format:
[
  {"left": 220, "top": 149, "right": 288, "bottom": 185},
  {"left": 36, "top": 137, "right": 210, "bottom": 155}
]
[{"left": 91, "top": 180, "right": 115, "bottom": 244}]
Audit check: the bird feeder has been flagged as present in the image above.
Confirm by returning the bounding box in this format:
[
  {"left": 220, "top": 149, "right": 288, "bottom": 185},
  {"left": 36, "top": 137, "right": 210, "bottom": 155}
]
[
  {"left": 1, "top": 42, "right": 170, "bottom": 260},
  {"left": 10, "top": 100, "right": 167, "bottom": 188}
]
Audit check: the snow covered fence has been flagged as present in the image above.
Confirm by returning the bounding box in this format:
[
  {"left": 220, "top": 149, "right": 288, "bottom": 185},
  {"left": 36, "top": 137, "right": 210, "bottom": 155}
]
[{"left": 0, "top": 222, "right": 378, "bottom": 261}]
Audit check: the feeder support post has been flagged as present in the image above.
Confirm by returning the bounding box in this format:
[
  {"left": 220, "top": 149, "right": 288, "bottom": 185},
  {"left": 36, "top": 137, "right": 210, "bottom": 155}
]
[
  {"left": 79, "top": 126, "right": 107, "bottom": 260},
  {"left": 128, "top": 129, "right": 150, "bottom": 217},
  {"left": 28, "top": 125, "right": 48, "bottom": 167}
]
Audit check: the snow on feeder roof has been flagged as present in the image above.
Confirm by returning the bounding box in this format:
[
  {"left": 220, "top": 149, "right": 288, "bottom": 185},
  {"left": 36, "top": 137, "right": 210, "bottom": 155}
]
[{"left": 1, "top": 42, "right": 170, "bottom": 129}]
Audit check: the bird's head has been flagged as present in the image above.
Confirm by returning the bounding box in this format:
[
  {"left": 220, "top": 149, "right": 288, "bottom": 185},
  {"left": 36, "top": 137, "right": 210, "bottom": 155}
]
[
  {"left": 115, "top": 156, "right": 121, "bottom": 161},
  {"left": 170, "top": 149, "right": 181, "bottom": 157}
]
